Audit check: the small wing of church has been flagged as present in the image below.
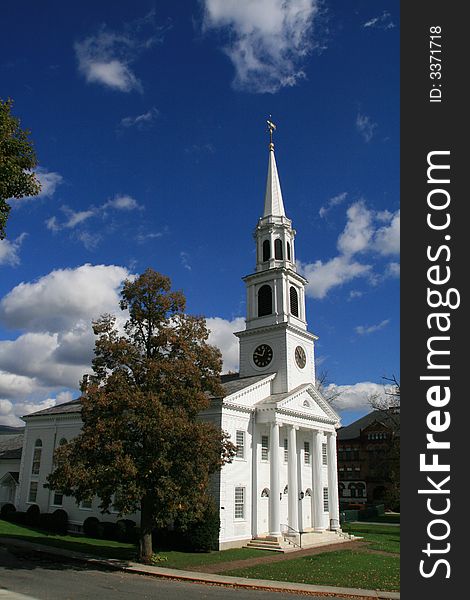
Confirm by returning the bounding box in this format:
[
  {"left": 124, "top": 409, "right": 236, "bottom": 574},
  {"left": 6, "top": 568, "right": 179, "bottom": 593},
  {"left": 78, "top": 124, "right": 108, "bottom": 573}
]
[{"left": 1, "top": 124, "right": 341, "bottom": 550}]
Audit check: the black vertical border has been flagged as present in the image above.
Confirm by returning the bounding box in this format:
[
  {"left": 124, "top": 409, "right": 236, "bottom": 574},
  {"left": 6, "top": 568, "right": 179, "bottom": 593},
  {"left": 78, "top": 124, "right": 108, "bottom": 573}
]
[{"left": 401, "top": 2, "right": 466, "bottom": 598}]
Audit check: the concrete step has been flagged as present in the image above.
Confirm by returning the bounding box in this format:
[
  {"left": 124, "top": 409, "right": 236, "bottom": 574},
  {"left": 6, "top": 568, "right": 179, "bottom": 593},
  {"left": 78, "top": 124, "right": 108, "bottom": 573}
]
[{"left": 245, "top": 539, "right": 285, "bottom": 552}]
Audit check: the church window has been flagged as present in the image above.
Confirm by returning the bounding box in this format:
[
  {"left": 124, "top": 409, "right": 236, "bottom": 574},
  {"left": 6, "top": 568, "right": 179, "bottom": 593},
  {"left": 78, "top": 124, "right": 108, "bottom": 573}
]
[
  {"left": 290, "top": 286, "right": 299, "bottom": 317},
  {"left": 234, "top": 487, "right": 245, "bottom": 519},
  {"left": 52, "top": 491, "right": 63, "bottom": 506},
  {"left": 305, "top": 488, "right": 312, "bottom": 497},
  {"left": 28, "top": 481, "right": 38, "bottom": 503},
  {"left": 274, "top": 238, "right": 283, "bottom": 259},
  {"left": 262, "top": 240, "right": 270, "bottom": 262},
  {"left": 258, "top": 285, "right": 272, "bottom": 317},
  {"left": 261, "top": 435, "right": 269, "bottom": 461},
  {"left": 261, "top": 488, "right": 270, "bottom": 497},
  {"left": 31, "top": 439, "right": 42, "bottom": 476},
  {"left": 236, "top": 430, "right": 245, "bottom": 459},
  {"left": 284, "top": 438, "right": 288, "bottom": 462},
  {"left": 304, "top": 441, "right": 310, "bottom": 464},
  {"left": 322, "top": 443, "right": 328, "bottom": 465},
  {"left": 287, "top": 242, "right": 291, "bottom": 261},
  {"left": 323, "top": 487, "right": 329, "bottom": 512}
]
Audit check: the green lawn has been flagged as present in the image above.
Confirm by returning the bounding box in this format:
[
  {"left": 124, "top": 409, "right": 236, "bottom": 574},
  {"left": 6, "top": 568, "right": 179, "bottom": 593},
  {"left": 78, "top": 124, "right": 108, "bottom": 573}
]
[
  {"left": 0, "top": 519, "right": 270, "bottom": 567},
  {"left": 342, "top": 523, "right": 400, "bottom": 554},
  {"left": 224, "top": 550, "right": 400, "bottom": 592},
  {"left": 151, "top": 547, "right": 273, "bottom": 569},
  {"left": 223, "top": 523, "right": 400, "bottom": 592},
  {"left": 0, "top": 519, "right": 137, "bottom": 560}
]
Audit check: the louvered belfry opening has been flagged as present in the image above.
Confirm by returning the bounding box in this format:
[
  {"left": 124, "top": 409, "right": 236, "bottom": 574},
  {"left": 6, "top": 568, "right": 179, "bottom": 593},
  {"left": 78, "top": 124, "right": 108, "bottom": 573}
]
[
  {"left": 258, "top": 284, "right": 273, "bottom": 316},
  {"left": 290, "top": 286, "right": 299, "bottom": 317}
]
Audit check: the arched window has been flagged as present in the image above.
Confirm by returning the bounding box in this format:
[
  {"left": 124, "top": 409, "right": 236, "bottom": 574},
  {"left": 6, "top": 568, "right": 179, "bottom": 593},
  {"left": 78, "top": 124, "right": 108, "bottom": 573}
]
[
  {"left": 287, "top": 242, "right": 291, "bottom": 261},
  {"left": 31, "top": 439, "right": 42, "bottom": 476},
  {"left": 262, "top": 240, "right": 270, "bottom": 262},
  {"left": 258, "top": 285, "right": 272, "bottom": 316},
  {"left": 290, "top": 286, "right": 299, "bottom": 317},
  {"left": 261, "top": 488, "right": 270, "bottom": 497},
  {"left": 305, "top": 488, "right": 312, "bottom": 497},
  {"left": 274, "top": 239, "right": 283, "bottom": 260}
]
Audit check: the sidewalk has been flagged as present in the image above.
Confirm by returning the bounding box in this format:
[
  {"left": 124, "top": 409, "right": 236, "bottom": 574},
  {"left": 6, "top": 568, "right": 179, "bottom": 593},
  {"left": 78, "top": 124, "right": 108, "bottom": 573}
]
[{"left": 0, "top": 537, "right": 400, "bottom": 600}]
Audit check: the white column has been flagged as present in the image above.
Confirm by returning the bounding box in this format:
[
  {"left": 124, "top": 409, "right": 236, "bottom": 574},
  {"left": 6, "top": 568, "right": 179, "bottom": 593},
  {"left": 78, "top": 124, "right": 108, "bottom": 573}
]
[
  {"left": 251, "top": 417, "right": 258, "bottom": 539},
  {"left": 311, "top": 429, "right": 324, "bottom": 532},
  {"left": 287, "top": 425, "right": 298, "bottom": 531},
  {"left": 326, "top": 431, "right": 340, "bottom": 530},
  {"left": 269, "top": 421, "right": 281, "bottom": 536}
]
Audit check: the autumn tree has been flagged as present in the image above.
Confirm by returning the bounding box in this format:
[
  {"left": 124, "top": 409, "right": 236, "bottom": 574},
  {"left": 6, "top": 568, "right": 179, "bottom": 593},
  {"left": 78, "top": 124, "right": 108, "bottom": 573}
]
[
  {"left": 47, "top": 269, "right": 236, "bottom": 561},
  {"left": 0, "top": 98, "right": 41, "bottom": 239}
]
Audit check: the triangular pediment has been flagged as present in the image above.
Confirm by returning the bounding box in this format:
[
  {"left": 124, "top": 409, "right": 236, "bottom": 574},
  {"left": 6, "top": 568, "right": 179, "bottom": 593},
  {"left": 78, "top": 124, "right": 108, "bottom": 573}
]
[{"left": 256, "top": 384, "right": 340, "bottom": 425}]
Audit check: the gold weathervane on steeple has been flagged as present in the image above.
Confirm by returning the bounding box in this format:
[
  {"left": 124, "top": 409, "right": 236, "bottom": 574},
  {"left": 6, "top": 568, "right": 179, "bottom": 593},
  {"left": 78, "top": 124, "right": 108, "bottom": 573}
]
[{"left": 267, "top": 117, "right": 276, "bottom": 150}]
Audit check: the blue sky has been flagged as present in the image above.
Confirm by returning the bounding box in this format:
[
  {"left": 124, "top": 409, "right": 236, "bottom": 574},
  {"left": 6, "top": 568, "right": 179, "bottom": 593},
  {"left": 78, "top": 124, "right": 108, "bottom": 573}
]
[{"left": 0, "top": 0, "right": 399, "bottom": 427}]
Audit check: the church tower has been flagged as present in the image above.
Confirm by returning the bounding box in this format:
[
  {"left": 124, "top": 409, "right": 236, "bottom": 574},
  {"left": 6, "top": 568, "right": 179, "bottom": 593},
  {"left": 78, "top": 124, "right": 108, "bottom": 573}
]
[{"left": 236, "top": 122, "right": 317, "bottom": 394}]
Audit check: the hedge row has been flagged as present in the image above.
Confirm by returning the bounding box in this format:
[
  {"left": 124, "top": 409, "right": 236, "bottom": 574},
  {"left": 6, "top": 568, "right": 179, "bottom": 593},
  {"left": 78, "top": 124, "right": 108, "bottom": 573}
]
[{"left": 1, "top": 503, "right": 67, "bottom": 533}]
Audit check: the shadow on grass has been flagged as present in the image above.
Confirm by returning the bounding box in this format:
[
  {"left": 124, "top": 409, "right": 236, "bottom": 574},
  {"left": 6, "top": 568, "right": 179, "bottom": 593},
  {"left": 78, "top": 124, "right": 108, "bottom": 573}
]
[
  {"left": 0, "top": 531, "right": 137, "bottom": 561},
  {"left": 0, "top": 545, "right": 121, "bottom": 573}
]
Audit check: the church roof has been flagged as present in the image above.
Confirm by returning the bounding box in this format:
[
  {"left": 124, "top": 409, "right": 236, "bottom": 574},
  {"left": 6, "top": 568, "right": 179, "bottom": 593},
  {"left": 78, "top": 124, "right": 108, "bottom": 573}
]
[
  {"left": 24, "top": 398, "right": 82, "bottom": 418},
  {"left": 263, "top": 146, "right": 285, "bottom": 218},
  {"left": 219, "top": 373, "right": 273, "bottom": 397},
  {"left": 0, "top": 434, "right": 24, "bottom": 460},
  {"left": 22, "top": 374, "right": 271, "bottom": 418}
]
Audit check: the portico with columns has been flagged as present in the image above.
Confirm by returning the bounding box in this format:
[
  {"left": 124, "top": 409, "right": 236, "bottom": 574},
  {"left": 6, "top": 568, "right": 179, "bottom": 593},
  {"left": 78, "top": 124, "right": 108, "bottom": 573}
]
[{"left": 205, "top": 122, "right": 341, "bottom": 549}]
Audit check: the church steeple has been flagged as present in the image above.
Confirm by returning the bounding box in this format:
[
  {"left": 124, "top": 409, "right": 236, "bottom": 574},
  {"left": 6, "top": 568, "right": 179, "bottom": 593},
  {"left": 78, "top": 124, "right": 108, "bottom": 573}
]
[
  {"left": 236, "top": 121, "right": 317, "bottom": 394},
  {"left": 263, "top": 123, "right": 285, "bottom": 218}
]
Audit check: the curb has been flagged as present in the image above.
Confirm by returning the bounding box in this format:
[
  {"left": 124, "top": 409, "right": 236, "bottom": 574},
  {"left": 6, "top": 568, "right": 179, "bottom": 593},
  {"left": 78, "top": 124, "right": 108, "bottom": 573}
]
[{"left": 0, "top": 537, "right": 399, "bottom": 600}]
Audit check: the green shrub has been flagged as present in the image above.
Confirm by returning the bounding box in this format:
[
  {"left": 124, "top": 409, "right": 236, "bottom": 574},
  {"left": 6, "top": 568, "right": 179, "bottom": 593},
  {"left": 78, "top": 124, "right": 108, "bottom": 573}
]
[
  {"left": 182, "top": 498, "right": 220, "bottom": 552},
  {"left": 0, "top": 503, "right": 16, "bottom": 517},
  {"left": 83, "top": 516, "right": 102, "bottom": 538},
  {"left": 26, "top": 504, "right": 40, "bottom": 526}
]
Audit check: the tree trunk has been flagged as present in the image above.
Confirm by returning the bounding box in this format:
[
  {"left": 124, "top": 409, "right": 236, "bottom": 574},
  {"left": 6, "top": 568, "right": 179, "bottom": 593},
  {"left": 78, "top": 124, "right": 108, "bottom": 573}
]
[{"left": 139, "top": 495, "right": 154, "bottom": 562}]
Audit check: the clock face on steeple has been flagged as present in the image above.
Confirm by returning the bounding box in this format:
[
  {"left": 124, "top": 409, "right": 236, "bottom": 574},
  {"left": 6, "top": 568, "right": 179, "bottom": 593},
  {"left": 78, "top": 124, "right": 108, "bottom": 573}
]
[
  {"left": 295, "top": 346, "right": 306, "bottom": 369},
  {"left": 253, "top": 344, "right": 273, "bottom": 368}
]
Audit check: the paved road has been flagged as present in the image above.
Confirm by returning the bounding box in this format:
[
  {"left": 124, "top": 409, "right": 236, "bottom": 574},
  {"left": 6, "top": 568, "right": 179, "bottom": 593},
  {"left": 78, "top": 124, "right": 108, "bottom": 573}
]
[{"left": 0, "top": 546, "right": 340, "bottom": 600}]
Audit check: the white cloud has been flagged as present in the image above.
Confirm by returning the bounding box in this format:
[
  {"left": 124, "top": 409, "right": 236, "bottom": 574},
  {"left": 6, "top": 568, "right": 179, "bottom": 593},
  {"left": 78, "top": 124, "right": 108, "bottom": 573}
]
[
  {"left": 8, "top": 168, "right": 63, "bottom": 206},
  {"left": 46, "top": 195, "right": 142, "bottom": 247},
  {"left": 325, "top": 381, "right": 388, "bottom": 411},
  {"left": 299, "top": 201, "right": 399, "bottom": 298},
  {"left": 180, "top": 251, "right": 192, "bottom": 271},
  {"left": 363, "top": 12, "right": 395, "bottom": 30},
  {"left": 0, "top": 233, "right": 27, "bottom": 267},
  {"left": 319, "top": 192, "right": 347, "bottom": 218},
  {"left": 103, "top": 194, "right": 142, "bottom": 211},
  {"left": 74, "top": 12, "right": 165, "bottom": 92},
  {"left": 0, "top": 395, "right": 65, "bottom": 428},
  {"left": 206, "top": 316, "right": 245, "bottom": 373},
  {"left": 337, "top": 201, "right": 373, "bottom": 255},
  {"left": 0, "top": 264, "right": 132, "bottom": 425},
  {"left": 35, "top": 168, "right": 64, "bottom": 198},
  {"left": 0, "top": 264, "right": 129, "bottom": 332},
  {"left": 356, "top": 112, "right": 377, "bottom": 143},
  {"left": 386, "top": 262, "right": 400, "bottom": 278},
  {"left": 300, "top": 256, "right": 371, "bottom": 300},
  {"left": 348, "top": 290, "right": 363, "bottom": 300},
  {"left": 119, "top": 108, "right": 159, "bottom": 129},
  {"left": 373, "top": 210, "right": 400, "bottom": 255},
  {"left": 355, "top": 319, "right": 390, "bottom": 336},
  {"left": 202, "top": 0, "right": 320, "bottom": 93}
]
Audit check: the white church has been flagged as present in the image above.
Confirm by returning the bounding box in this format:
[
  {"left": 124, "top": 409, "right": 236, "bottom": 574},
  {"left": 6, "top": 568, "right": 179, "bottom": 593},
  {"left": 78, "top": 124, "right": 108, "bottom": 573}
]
[{"left": 0, "top": 125, "right": 342, "bottom": 550}]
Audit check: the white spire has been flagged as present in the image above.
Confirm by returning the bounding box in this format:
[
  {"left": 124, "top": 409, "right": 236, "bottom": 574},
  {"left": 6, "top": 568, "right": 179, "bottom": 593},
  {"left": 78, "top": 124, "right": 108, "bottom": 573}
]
[{"left": 263, "top": 143, "right": 286, "bottom": 218}]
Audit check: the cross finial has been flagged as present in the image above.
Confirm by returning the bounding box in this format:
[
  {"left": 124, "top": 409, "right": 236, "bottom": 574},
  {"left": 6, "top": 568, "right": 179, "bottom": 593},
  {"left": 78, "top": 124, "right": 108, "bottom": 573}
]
[{"left": 267, "top": 117, "right": 276, "bottom": 150}]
